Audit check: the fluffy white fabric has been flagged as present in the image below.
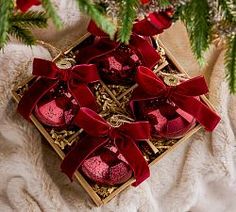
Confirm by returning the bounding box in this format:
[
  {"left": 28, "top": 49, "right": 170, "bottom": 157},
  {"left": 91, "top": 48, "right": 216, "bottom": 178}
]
[{"left": 0, "top": 1, "right": 236, "bottom": 211}]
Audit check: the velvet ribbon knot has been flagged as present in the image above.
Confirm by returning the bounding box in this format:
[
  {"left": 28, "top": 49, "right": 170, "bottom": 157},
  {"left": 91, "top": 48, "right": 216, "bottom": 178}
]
[
  {"left": 18, "top": 58, "right": 100, "bottom": 119},
  {"left": 61, "top": 107, "right": 151, "bottom": 186},
  {"left": 132, "top": 66, "right": 221, "bottom": 131}
]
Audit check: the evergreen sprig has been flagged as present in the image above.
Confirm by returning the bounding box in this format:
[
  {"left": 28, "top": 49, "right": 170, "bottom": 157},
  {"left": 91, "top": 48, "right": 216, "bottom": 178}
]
[
  {"left": 157, "top": 0, "right": 171, "bottom": 7},
  {"left": 0, "top": 0, "right": 14, "bottom": 48},
  {"left": 10, "top": 11, "right": 48, "bottom": 29},
  {"left": 75, "top": 0, "right": 116, "bottom": 39},
  {"left": 226, "top": 35, "right": 236, "bottom": 93},
  {"left": 177, "top": 0, "right": 212, "bottom": 65},
  {"left": 9, "top": 25, "right": 35, "bottom": 46},
  {"left": 218, "top": 0, "right": 236, "bottom": 22},
  {"left": 118, "top": 0, "right": 139, "bottom": 44},
  {"left": 41, "top": 0, "right": 63, "bottom": 29}
]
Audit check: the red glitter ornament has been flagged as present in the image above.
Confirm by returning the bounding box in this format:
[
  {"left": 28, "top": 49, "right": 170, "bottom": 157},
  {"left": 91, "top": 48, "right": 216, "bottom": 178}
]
[
  {"left": 134, "top": 99, "right": 196, "bottom": 139},
  {"left": 81, "top": 145, "right": 133, "bottom": 185},
  {"left": 34, "top": 83, "right": 78, "bottom": 128},
  {"left": 92, "top": 44, "right": 142, "bottom": 85}
]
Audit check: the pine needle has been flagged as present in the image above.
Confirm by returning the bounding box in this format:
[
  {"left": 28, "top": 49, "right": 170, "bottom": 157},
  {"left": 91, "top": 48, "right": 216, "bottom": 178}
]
[
  {"left": 75, "top": 0, "right": 116, "bottom": 39},
  {"left": 218, "top": 0, "right": 236, "bottom": 22},
  {"left": 226, "top": 35, "right": 236, "bottom": 93},
  {"left": 157, "top": 0, "right": 171, "bottom": 7},
  {"left": 10, "top": 11, "right": 48, "bottom": 29},
  {"left": 9, "top": 25, "right": 35, "bottom": 46},
  {"left": 41, "top": 0, "right": 63, "bottom": 29},
  {"left": 178, "top": 0, "right": 211, "bottom": 65},
  {"left": 118, "top": 0, "right": 139, "bottom": 44},
  {"left": 0, "top": 0, "right": 14, "bottom": 48}
]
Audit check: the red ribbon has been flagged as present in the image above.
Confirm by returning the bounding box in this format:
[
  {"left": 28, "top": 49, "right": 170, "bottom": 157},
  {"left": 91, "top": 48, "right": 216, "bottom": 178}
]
[
  {"left": 132, "top": 66, "right": 221, "bottom": 131},
  {"left": 18, "top": 58, "right": 100, "bottom": 119},
  {"left": 133, "top": 9, "right": 173, "bottom": 36},
  {"left": 61, "top": 107, "right": 151, "bottom": 186},
  {"left": 76, "top": 21, "right": 161, "bottom": 70},
  {"left": 140, "top": 0, "right": 150, "bottom": 3},
  {"left": 16, "top": 0, "right": 41, "bottom": 12}
]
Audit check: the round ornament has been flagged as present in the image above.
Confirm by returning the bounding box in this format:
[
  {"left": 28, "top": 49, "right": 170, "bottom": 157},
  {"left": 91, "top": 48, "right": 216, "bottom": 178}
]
[
  {"left": 34, "top": 83, "right": 78, "bottom": 128},
  {"left": 134, "top": 99, "right": 196, "bottom": 139},
  {"left": 92, "top": 44, "right": 142, "bottom": 85},
  {"left": 81, "top": 145, "right": 133, "bottom": 186}
]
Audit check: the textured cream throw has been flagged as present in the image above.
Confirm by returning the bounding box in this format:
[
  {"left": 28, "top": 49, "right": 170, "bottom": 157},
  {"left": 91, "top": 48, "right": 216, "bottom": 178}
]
[{"left": 0, "top": 1, "right": 236, "bottom": 211}]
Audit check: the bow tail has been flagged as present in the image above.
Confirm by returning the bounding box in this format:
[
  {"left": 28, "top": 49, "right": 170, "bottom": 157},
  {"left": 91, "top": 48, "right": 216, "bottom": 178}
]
[
  {"left": 17, "top": 78, "right": 57, "bottom": 119},
  {"left": 61, "top": 136, "right": 109, "bottom": 180},
  {"left": 172, "top": 94, "right": 221, "bottom": 131},
  {"left": 115, "top": 136, "right": 150, "bottom": 186},
  {"left": 69, "top": 83, "right": 98, "bottom": 111}
]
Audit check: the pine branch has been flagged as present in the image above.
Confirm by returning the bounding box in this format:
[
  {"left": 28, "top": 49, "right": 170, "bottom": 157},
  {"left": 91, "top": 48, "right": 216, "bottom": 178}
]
[
  {"left": 0, "top": 0, "right": 14, "bottom": 48},
  {"left": 9, "top": 11, "right": 48, "bottom": 29},
  {"left": 178, "top": 0, "right": 212, "bottom": 65},
  {"left": 226, "top": 35, "right": 236, "bottom": 93},
  {"left": 41, "top": 0, "right": 63, "bottom": 29},
  {"left": 218, "top": 0, "right": 236, "bottom": 22},
  {"left": 9, "top": 25, "right": 35, "bottom": 46},
  {"left": 75, "top": 0, "right": 116, "bottom": 39},
  {"left": 118, "top": 0, "right": 139, "bottom": 44},
  {"left": 157, "top": 0, "right": 171, "bottom": 7}
]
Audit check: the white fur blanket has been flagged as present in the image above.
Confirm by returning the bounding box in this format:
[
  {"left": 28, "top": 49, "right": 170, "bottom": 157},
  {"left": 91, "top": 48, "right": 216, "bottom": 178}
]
[{"left": 1, "top": 1, "right": 236, "bottom": 211}]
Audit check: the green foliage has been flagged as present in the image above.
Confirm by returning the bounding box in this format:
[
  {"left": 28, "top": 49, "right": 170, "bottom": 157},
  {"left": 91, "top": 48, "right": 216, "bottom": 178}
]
[
  {"left": 10, "top": 11, "right": 48, "bottom": 29},
  {"left": 177, "top": 0, "right": 212, "bottom": 65},
  {"left": 0, "top": 0, "right": 14, "bottom": 48},
  {"left": 226, "top": 35, "right": 236, "bottom": 93},
  {"left": 9, "top": 25, "right": 35, "bottom": 46},
  {"left": 157, "top": 0, "right": 171, "bottom": 7},
  {"left": 0, "top": 1, "right": 49, "bottom": 49},
  {"left": 118, "top": 0, "right": 139, "bottom": 44},
  {"left": 75, "top": 0, "right": 116, "bottom": 39},
  {"left": 41, "top": 0, "right": 63, "bottom": 29},
  {"left": 218, "top": 0, "right": 236, "bottom": 22},
  {"left": 7, "top": 11, "right": 48, "bottom": 47}
]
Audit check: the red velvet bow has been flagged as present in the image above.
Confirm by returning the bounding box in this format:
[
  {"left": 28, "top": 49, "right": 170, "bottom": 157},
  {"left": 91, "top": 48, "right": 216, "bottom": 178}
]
[
  {"left": 76, "top": 21, "right": 161, "bottom": 70},
  {"left": 16, "top": 0, "right": 41, "bottom": 12},
  {"left": 132, "top": 66, "right": 221, "bottom": 131},
  {"left": 18, "top": 58, "right": 100, "bottom": 119},
  {"left": 61, "top": 107, "right": 151, "bottom": 186}
]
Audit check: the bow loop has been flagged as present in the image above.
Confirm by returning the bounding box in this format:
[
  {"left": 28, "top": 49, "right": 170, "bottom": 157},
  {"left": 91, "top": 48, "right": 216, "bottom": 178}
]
[
  {"left": 136, "top": 66, "right": 166, "bottom": 93},
  {"left": 74, "top": 107, "right": 110, "bottom": 137},
  {"left": 173, "top": 76, "right": 209, "bottom": 96}
]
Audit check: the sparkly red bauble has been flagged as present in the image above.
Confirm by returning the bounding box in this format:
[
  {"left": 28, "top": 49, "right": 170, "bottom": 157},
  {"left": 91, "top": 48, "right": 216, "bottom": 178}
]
[
  {"left": 34, "top": 83, "right": 78, "bottom": 128},
  {"left": 81, "top": 145, "right": 132, "bottom": 185},
  {"left": 134, "top": 99, "right": 196, "bottom": 139},
  {"left": 92, "top": 44, "right": 142, "bottom": 85}
]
